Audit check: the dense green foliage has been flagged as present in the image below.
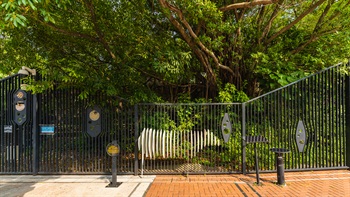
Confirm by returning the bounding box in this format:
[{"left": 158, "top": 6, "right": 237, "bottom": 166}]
[{"left": 1, "top": 0, "right": 350, "bottom": 102}]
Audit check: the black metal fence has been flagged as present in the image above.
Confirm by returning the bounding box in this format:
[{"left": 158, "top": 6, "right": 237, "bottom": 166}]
[
  {"left": 1, "top": 63, "right": 349, "bottom": 175},
  {"left": 243, "top": 64, "right": 348, "bottom": 173},
  {"left": 1, "top": 77, "right": 135, "bottom": 174},
  {"left": 36, "top": 88, "right": 135, "bottom": 174},
  {"left": 0, "top": 75, "right": 33, "bottom": 174}
]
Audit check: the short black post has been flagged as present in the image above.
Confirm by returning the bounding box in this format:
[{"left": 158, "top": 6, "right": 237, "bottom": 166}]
[
  {"left": 106, "top": 141, "right": 122, "bottom": 188},
  {"left": 111, "top": 156, "right": 117, "bottom": 187},
  {"left": 270, "top": 148, "right": 289, "bottom": 186},
  {"left": 276, "top": 153, "right": 285, "bottom": 185}
]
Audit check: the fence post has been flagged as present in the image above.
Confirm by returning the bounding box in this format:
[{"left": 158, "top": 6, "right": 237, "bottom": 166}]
[
  {"left": 32, "top": 101, "right": 38, "bottom": 175},
  {"left": 242, "top": 103, "right": 247, "bottom": 174},
  {"left": 32, "top": 92, "right": 39, "bottom": 175},
  {"left": 346, "top": 61, "right": 350, "bottom": 168},
  {"left": 134, "top": 104, "right": 139, "bottom": 176}
]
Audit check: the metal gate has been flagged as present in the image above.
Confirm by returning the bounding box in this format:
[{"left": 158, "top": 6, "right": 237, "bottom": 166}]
[
  {"left": 0, "top": 74, "right": 136, "bottom": 174},
  {"left": 0, "top": 74, "right": 33, "bottom": 174},
  {"left": 243, "top": 63, "right": 349, "bottom": 173},
  {"left": 1, "top": 63, "right": 350, "bottom": 175},
  {"left": 135, "top": 63, "right": 350, "bottom": 174}
]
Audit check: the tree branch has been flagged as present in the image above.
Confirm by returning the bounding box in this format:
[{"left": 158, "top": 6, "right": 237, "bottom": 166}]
[
  {"left": 313, "top": 0, "right": 334, "bottom": 34},
  {"left": 33, "top": 18, "right": 100, "bottom": 43},
  {"left": 158, "top": 0, "right": 217, "bottom": 85},
  {"left": 258, "top": 0, "right": 283, "bottom": 44},
  {"left": 327, "top": 1, "right": 350, "bottom": 22},
  {"left": 291, "top": 28, "right": 339, "bottom": 54},
  {"left": 158, "top": 1, "right": 193, "bottom": 48},
  {"left": 266, "top": 0, "right": 327, "bottom": 44},
  {"left": 291, "top": 0, "right": 350, "bottom": 54},
  {"left": 132, "top": 65, "right": 198, "bottom": 88},
  {"left": 159, "top": 0, "right": 234, "bottom": 75},
  {"left": 219, "top": 0, "right": 278, "bottom": 12},
  {"left": 257, "top": 5, "right": 266, "bottom": 32},
  {"left": 84, "top": 0, "right": 116, "bottom": 60}
]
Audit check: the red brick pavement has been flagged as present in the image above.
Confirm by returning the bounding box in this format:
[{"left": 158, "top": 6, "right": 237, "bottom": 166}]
[{"left": 145, "top": 170, "right": 350, "bottom": 197}]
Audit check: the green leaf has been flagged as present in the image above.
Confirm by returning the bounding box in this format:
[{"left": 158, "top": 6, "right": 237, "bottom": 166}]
[
  {"left": 15, "top": 16, "right": 26, "bottom": 26},
  {"left": 21, "top": 0, "right": 28, "bottom": 6},
  {"left": 28, "top": 0, "right": 37, "bottom": 10},
  {"left": 17, "top": 14, "right": 27, "bottom": 21},
  {"left": 4, "top": 2, "right": 12, "bottom": 10},
  {"left": 13, "top": 18, "right": 18, "bottom": 27},
  {"left": 4, "top": 14, "right": 12, "bottom": 21}
]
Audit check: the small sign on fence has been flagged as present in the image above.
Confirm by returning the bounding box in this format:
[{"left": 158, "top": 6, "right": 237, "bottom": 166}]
[
  {"left": 106, "top": 141, "right": 120, "bottom": 156},
  {"left": 40, "top": 125, "right": 55, "bottom": 135},
  {"left": 4, "top": 125, "right": 12, "bottom": 133}
]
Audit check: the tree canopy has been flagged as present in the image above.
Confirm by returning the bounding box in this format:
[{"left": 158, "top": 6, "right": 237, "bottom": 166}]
[{"left": 1, "top": 0, "right": 350, "bottom": 103}]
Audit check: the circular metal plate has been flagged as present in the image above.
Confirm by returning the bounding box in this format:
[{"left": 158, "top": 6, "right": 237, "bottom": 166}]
[
  {"left": 16, "top": 91, "right": 24, "bottom": 99},
  {"left": 106, "top": 141, "right": 120, "bottom": 156},
  {"left": 15, "top": 103, "right": 25, "bottom": 111},
  {"left": 89, "top": 110, "right": 100, "bottom": 121}
]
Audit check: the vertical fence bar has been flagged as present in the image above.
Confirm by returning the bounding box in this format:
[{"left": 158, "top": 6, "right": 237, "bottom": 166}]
[
  {"left": 0, "top": 77, "right": 3, "bottom": 172},
  {"left": 242, "top": 103, "right": 246, "bottom": 174},
  {"left": 330, "top": 69, "right": 335, "bottom": 167},
  {"left": 345, "top": 62, "right": 350, "bottom": 168},
  {"left": 316, "top": 73, "right": 320, "bottom": 168},
  {"left": 32, "top": 90, "right": 38, "bottom": 175},
  {"left": 134, "top": 104, "right": 139, "bottom": 176},
  {"left": 325, "top": 69, "right": 329, "bottom": 167},
  {"left": 341, "top": 67, "right": 346, "bottom": 167},
  {"left": 335, "top": 68, "right": 338, "bottom": 167}
]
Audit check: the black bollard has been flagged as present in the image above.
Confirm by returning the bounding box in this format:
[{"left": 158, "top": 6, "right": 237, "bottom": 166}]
[
  {"left": 276, "top": 154, "right": 285, "bottom": 185},
  {"left": 111, "top": 156, "right": 117, "bottom": 187},
  {"left": 106, "top": 141, "right": 122, "bottom": 188},
  {"left": 270, "top": 148, "right": 289, "bottom": 186}
]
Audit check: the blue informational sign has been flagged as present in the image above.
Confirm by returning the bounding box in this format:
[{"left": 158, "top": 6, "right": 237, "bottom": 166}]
[{"left": 40, "top": 125, "right": 55, "bottom": 135}]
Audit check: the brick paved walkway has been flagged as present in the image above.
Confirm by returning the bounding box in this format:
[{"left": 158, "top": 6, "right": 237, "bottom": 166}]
[{"left": 145, "top": 170, "right": 350, "bottom": 197}]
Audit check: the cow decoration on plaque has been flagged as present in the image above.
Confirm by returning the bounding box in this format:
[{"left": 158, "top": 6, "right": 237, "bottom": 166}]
[
  {"left": 86, "top": 106, "right": 102, "bottom": 137},
  {"left": 221, "top": 113, "right": 232, "bottom": 143},
  {"left": 296, "top": 120, "right": 307, "bottom": 152},
  {"left": 13, "top": 89, "right": 28, "bottom": 126}
]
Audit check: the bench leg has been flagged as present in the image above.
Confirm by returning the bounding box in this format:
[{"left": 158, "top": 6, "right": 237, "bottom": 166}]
[{"left": 254, "top": 144, "right": 261, "bottom": 185}]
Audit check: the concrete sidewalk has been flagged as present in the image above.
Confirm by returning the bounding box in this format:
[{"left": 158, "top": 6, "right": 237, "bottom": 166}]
[
  {"left": 1, "top": 170, "right": 350, "bottom": 197},
  {"left": 0, "top": 175, "right": 155, "bottom": 197}
]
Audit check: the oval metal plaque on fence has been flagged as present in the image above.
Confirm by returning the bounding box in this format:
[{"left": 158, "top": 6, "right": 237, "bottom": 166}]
[
  {"left": 86, "top": 106, "right": 102, "bottom": 137},
  {"left": 221, "top": 113, "right": 232, "bottom": 143},
  {"left": 296, "top": 120, "right": 307, "bottom": 152},
  {"left": 13, "top": 89, "right": 28, "bottom": 126}
]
